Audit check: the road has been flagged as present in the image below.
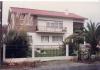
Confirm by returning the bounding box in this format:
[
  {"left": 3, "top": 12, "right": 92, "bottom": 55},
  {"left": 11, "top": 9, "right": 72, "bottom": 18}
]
[
  {"left": 33, "top": 63, "right": 100, "bottom": 70},
  {"left": 1, "top": 63, "right": 100, "bottom": 70}
]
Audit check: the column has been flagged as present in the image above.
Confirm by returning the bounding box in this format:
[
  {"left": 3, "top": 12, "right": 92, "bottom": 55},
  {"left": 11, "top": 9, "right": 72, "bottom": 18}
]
[
  {"left": 32, "top": 45, "right": 35, "bottom": 58},
  {"left": 66, "top": 45, "right": 69, "bottom": 56},
  {"left": 3, "top": 44, "right": 5, "bottom": 61}
]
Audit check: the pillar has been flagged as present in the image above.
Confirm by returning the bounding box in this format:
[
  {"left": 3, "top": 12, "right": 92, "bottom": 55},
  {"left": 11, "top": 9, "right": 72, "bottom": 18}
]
[
  {"left": 3, "top": 44, "right": 5, "bottom": 61},
  {"left": 66, "top": 45, "right": 69, "bottom": 56},
  {"left": 32, "top": 45, "right": 35, "bottom": 58}
]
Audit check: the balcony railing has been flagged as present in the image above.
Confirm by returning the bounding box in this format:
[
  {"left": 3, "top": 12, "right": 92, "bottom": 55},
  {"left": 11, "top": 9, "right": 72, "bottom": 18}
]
[
  {"left": 36, "top": 26, "right": 67, "bottom": 33},
  {"left": 34, "top": 45, "right": 62, "bottom": 49}
]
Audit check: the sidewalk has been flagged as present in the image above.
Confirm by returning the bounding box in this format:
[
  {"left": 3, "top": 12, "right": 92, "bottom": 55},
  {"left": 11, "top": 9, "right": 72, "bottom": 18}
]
[{"left": 0, "top": 60, "right": 100, "bottom": 70}]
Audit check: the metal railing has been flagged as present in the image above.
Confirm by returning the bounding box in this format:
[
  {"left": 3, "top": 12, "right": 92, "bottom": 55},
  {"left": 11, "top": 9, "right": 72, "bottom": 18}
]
[
  {"left": 36, "top": 26, "right": 67, "bottom": 33},
  {"left": 34, "top": 45, "right": 62, "bottom": 49}
]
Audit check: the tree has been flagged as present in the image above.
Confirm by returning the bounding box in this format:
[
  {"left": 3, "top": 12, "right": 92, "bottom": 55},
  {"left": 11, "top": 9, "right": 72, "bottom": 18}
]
[
  {"left": 64, "top": 21, "right": 100, "bottom": 61},
  {"left": 85, "top": 21, "right": 100, "bottom": 54},
  {"left": 64, "top": 31, "right": 84, "bottom": 60},
  {"left": 5, "top": 30, "right": 32, "bottom": 58}
]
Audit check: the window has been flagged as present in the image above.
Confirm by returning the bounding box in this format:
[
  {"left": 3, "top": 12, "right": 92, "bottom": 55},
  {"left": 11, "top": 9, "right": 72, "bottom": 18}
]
[
  {"left": 52, "top": 36, "right": 63, "bottom": 42},
  {"left": 27, "top": 16, "right": 33, "bottom": 26},
  {"left": 46, "top": 21, "right": 63, "bottom": 29},
  {"left": 51, "top": 23, "right": 54, "bottom": 28},
  {"left": 46, "top": 22, "right": 50, "bottom": 28},
  {"left": 19, "top": 13, "right": 26, "bottom": 25},
  {"left": 28, "top": 36, "right": 32, "bottom": 43},
  {"left": 59, "top": 23, "right": 63, "bottom": 29},
  {"left": 20, "top": 13, "right": 25, "bottom": 20},
  {"left": 54, "top": 21, "right": 58, "bottom": 28},
  {"left": 41, "top": 36, "right": 49, "bottom": 42},
  {"left": 19, "top": 14, "right": 33, "bottom": 26}
]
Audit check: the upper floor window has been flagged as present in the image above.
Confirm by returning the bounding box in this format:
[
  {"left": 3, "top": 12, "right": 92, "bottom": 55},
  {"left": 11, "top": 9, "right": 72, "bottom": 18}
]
[
  {"left": 19, "top": 13, "right": 33, "bottom": 26},
  {"left": 41, "top": 36, "right": 49, "bottom": 42},
  {"left": 52, "top": 36, "right": 63, "bottom": 42},
  {"left": 46, "top": 21, "right": 63, "bottom": 29},
  {"left": 59, "top": 23, "right": 63, "bottom": 28},
  {"left": 19, "top": 13, "right": 26, "bottom": 25},
  {"left": 28, "top": 16, "right": 33, "bottom": 26},
  {"left": 20, "top": 13, "right": 25, "bottom": 20}
]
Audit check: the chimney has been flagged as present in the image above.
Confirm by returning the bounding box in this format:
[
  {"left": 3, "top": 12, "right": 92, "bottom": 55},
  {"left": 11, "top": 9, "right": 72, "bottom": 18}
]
[{"left": 64, "top": 10, "right": 69, "bottom": 15}]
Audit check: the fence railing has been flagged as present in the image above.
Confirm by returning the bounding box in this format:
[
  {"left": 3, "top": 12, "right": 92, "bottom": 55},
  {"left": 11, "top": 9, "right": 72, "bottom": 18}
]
[{"left": 4, "top": 45, "right": 71, "bottom": 62}]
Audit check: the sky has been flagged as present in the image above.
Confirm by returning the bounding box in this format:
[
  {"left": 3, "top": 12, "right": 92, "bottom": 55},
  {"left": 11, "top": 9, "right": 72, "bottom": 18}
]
[{"left": 2, "top": 1, "right": 100, "bottom": 25}]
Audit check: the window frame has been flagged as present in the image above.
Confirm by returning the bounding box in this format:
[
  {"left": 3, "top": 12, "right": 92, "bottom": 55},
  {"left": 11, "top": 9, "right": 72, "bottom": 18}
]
[
  {"left": 52, "top": 36, "right": 63, "bottom": 42},
  {"left": 41, "top": 36, "right": 49, "bottom": 43},
  {"left": 46, "top": 20, "right": 63, "bottom": 29},
  {"left": 20, "top": 13, "right": 26, "bottom": 20},
  {"left": 27, "top": 35, "right": 33, "bottom": 44}
]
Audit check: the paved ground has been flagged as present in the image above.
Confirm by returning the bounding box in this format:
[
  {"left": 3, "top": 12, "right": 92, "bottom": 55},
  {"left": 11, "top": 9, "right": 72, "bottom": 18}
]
[
  {"left": 0, "top": 60, "right": 100, "bottom": 70},
  {"left": 33, "top": 63, "right": 100, "bottom": 70}
]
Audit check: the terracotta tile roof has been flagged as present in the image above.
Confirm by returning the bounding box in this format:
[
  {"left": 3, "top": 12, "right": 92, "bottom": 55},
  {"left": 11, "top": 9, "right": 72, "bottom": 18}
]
[{"left": 10, "top": 7, "right": 86, "bottom": 20}]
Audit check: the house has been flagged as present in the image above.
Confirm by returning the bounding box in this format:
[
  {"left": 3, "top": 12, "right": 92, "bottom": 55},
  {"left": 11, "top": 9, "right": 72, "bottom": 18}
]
[{"left": 7, "top": 7, "right": 86, "bottom": 58}]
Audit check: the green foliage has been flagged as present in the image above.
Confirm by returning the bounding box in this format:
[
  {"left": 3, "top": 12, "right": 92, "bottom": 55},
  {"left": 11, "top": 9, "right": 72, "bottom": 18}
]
[
  {"left": 68, "top": 42, "right": 77, "bottom": 56},
  {"left": 5, "top": 30, "right": 32, "bottom": 58},
  {"left": 85, "top": 21, "right": 100, "bottom": 54},
  {"left": 61, "top": 41, "right": 66, "bottom": 56},
  {"left": 35, "top": 48, "right": 64, "bottom": 57},
  {"left": 63, "top": 20, "right": 100, "bottom": 61},
  {"left": 64, "top": 30, "right": 84, "bottom": 56}
]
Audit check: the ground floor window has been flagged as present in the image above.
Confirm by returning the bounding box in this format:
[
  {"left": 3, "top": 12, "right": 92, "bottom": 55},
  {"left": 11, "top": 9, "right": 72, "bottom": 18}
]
[
  {"left": 52, "top": 36, "right": 63, "bottom": 42},
  {"left": 41, "top": 36, "right": 49, "bottom": 42},
  {"left": 27, "top": 36, "right": 33, "bottom": 43}
]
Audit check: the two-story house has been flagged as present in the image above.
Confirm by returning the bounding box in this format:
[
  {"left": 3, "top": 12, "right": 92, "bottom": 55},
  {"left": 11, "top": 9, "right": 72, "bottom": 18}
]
[{"left": 7, "top": 7, "right": 86, "bottom": 58}]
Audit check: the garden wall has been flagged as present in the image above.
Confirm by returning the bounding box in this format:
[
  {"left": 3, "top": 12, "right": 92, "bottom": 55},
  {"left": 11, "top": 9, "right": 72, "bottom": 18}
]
[
  {"left": 4, "top": 56, "right": 77, "bottom": 63},
  {"left": 3, "top": 45, "right": 77, "bottom": 63}
]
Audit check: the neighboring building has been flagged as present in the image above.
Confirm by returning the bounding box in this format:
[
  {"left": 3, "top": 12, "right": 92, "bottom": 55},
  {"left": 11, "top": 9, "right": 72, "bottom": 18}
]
[
  {"left": 0, "top": 2, "right": 2, "bottom": 46},
  {"left": 8, "top": 7, "right": 86, "bottom": 58}
]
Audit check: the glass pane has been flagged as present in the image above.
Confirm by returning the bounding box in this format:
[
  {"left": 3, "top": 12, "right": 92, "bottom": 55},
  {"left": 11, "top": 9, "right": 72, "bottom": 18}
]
[
  {"left": 41, "top": 36, "right": 49, "bottom": 42},
  {"left": 59, "top": 23, "right": 63, "bottom": 29}
]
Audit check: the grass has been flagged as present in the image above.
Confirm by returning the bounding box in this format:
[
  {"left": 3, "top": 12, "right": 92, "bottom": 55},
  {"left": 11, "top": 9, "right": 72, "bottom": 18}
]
[{"left": 35, "top": 48, "right": 65, "bottom": 57}]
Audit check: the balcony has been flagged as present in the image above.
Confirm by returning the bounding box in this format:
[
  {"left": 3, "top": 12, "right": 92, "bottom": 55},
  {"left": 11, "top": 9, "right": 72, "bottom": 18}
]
[{"left": 36, "top": 26, "right": 67, "bottom": 33}]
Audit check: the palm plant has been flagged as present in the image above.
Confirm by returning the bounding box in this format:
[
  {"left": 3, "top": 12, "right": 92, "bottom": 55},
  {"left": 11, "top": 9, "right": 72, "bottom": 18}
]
[
  {"left": 64, "top": 21, "right": 100, "bottom": 61},
  {"left": 85, "top": 21, "right": 100, "bottom": 54}
]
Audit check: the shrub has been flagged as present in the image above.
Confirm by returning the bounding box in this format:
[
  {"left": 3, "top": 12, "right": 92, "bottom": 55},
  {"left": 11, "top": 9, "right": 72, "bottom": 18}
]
[{"left": 5, "top": 30, "right": 32, "bottom": 58}]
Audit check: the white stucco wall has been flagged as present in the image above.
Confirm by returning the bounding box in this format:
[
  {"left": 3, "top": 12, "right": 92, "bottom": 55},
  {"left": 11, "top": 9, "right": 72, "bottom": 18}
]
[
  {"left": 27, "top": 16, "right": 74, "bottom": 47},
  {"left": 37, "top": 16, "right": 73, "bottom": 41},
  {"left": 28, "top": 32, "right": 63, "bottom": 45}
]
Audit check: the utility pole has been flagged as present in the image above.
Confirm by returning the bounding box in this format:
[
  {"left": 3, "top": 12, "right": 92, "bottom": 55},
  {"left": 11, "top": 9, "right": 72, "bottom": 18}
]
[{"left": 0, "top": 1, "right": 2, "bottom": 65}]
